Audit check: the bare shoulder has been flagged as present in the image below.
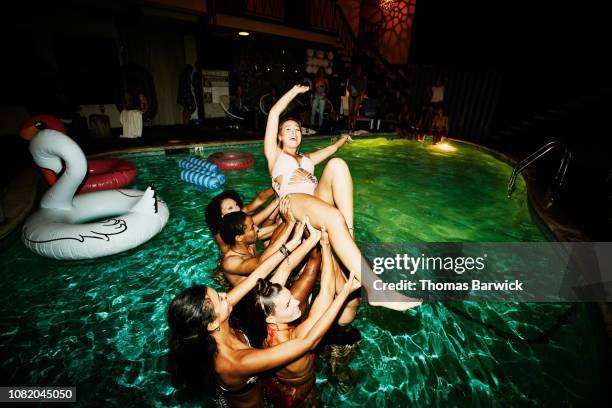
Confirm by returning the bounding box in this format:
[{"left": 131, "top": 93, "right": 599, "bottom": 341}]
[
  {"left": 214, "top": 349, "right": 240, "bottom": 378},
  {"left": 222, "top": 253, "right": 243, "bottom": 270}
]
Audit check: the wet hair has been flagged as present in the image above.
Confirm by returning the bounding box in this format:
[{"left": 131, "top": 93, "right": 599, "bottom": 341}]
[
  {"left": 205, "top": 190, "right": 244, "bottom": 234},
  {"left": 277, "top": 116, "right": 302, "bottom": 148},
  {"left": 254, "top": 278, "right": 284, "bottom": 317},
  {"left": 279, "top": 116, "right": 302, "bottom": 130},
  {"left": 219, "top": 211, "right": 248, "bottom": 245},
  {"left": 167, "top": 285, "right": 217, "bottom": 399}
]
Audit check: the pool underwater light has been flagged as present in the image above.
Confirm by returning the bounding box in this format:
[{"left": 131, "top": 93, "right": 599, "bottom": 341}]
[{"left": 432, "top": 142, "right": 456, "bottom": 152}]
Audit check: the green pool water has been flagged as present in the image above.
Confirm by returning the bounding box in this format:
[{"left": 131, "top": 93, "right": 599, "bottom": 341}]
[{"left": 0, "top": 137, "right": 606, "bottom": 406}]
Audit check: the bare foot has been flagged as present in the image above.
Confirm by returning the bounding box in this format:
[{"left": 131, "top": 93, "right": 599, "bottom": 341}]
[
  {"left": 368, "top": 289, "right": 423, "bottom": 311},
  {"left": 369, "top": 299, "right": 423, "bottom": 311}
]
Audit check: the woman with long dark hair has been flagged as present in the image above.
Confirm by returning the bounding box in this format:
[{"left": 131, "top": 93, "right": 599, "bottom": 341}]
[{"left": 167, "top": 220, "right": 359, "bottom": 407}]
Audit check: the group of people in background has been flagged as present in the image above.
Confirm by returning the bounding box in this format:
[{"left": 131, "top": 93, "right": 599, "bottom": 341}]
[
  {"left": 225, "top": 62, "right": 370, "bottom": 133},
  {"left": 167, "top": 84, "right": 421, "bottom": 407},
  {"left": 227, "top": 63, "right": 448, "bottom": 144},
  {"left": 381, "top": 77, "right": 449, "bottom": 144}
]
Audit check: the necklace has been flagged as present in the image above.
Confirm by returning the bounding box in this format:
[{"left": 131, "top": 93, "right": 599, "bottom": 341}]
[
  {"left": 230, "top": 247, "right": 252, "bottom": 257},
  {"left": 270, "top": 323, "right": 291, "bottom": 331}
]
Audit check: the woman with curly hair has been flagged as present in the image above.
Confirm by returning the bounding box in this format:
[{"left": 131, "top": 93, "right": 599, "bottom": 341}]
[{"left": 205, "top": 188, "right": 278, "bottom": 254}]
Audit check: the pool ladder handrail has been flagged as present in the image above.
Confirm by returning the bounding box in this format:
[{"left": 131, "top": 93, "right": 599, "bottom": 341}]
[{"left": 507, "top": 141, "right": 572, "bottom": 202}]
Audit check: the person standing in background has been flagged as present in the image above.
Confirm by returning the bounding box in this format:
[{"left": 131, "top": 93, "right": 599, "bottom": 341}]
[
  {"left": 177, "top": 65, "right": 196, "bottom": 124},
  {"left": 347, "top": 65, "right": 367, "bottom": 131},
  {"left": 430, "top": 77, "right": 445, "bottom": 108},
  {"left": 310, "top": 68, "right": 330, "bottom": 130}
]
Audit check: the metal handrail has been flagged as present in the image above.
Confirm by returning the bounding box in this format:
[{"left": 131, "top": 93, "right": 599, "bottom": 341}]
[
  {"left": 507, "top": 141, "right": 570, "bottom": 198},
  {"left": 547, "top": 149, "right": 572, "bottom": 207}
]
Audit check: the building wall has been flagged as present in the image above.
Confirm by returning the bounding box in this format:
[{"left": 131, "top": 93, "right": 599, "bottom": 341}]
[
  {"left": 145, "top": 0, "right": 207, "bottom": 14},
  {"left": 0, "top": 4, "right": 189, "bottom": 137},
  {"left": 337, "top": 0, "right": 361, "bottom": 38},
  {"left": 361, "top": 0, "right": 416, "bottom": 64}
]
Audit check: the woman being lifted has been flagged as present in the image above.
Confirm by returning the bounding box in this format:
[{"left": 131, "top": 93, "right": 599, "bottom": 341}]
[{"left": 264, "top": 85, "right": 421, "bottom": 311}]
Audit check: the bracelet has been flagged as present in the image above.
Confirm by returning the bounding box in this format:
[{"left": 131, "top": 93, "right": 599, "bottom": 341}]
[{"left": 279, "top": 244, "right": 291, "bottom": 258}]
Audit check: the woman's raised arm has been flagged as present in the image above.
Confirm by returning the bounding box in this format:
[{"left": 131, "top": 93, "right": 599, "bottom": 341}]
[
  {"left": 307, "top": 134, "right": 352, "bottom": 165},
  {"left": 231, "top": 273, "right": 359, "bottom": 376},
  {"left": 270, "top": 217, "right": 320, "bottom": 286},
  {"left": 292, "top": 226, "right": 337, "bottom": 338},
  {"left": 227, "top": 238, "right": 294, "bottom": 305},
  {"left": 264, "top": 85, "right": 310, "bottom": 170},
  {"left": 251, "top": 197, "right": 279, "bottom": 229},
  {"left": 242, "top": 187, "right": 276, "bottom": 215}
]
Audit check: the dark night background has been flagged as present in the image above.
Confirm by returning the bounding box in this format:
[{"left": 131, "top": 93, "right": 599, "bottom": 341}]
[
  {"left": 0, "top": 0, "right": 610, "bottom": 239},
  {"left": 409, "top": 0, "right": 612, "bottom": 240}
]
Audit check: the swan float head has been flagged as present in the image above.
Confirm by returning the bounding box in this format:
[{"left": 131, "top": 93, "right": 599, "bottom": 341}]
[
  {"left": 20, "top": 115, "right": 68, "bottom": 185},
  {"left": 19, "top": 114, "right": 66, "bottom": 141},
  {"left": 29, "top": 129, "right": 87, "bottom": 211}
]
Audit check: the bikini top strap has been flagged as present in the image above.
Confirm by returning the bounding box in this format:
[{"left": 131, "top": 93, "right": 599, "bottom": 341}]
[
  {"left": 266, "top": 325, "right": 276, "bottom": 346},
  {"left": 236, "top": 329, "right": 251, "bottom": 347}
]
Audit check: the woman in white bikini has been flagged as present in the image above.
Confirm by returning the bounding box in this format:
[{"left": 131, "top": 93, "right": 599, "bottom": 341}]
[{"left": 264, "top": 85, "right": 421, "bottom": 311}]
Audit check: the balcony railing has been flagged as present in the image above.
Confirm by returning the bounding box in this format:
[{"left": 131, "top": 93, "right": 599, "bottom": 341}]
[
  {"left": 209, "top": 0, "right": 356, "bottom": 60},
  {"left": 246, "top": 0, "right": 284, "bottom": 22}
]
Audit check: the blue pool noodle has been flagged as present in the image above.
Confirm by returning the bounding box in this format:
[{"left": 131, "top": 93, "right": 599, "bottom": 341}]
[
  {"left": 180, "top": 158, "right": 217, "bottom": 171},
  {"left": 180, "top": 169, "right": 225, "bottom": 189},
  {"left": 179, "top": 160, "right": 219, "bottom": 176},
  {"left": 183, "top": 157, "right": 219, "bottom": 173}
]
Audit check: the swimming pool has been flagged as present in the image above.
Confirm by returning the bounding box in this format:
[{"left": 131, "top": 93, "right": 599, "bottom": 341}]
[{"left": 0, "top": 137, "right": 606, "bottom": 406}]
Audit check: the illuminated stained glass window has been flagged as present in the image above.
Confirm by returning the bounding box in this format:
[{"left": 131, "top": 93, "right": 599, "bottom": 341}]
[
  {"left": 367, "top": 0, "right": 416, "bottom": 64},
  {"left": 379, "top": 0, "right": 396, "bottom": 11}
]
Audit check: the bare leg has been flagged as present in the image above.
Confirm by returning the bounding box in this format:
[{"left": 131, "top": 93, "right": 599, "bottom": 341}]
[
  {"left": 315, "top": 158, "right": 354, "bottom": 237},
  {"left": 331, "top": 255, "right": 360, "bottom": 325},
  {"left": 287, "top": 194, "right": 421, "bottom": 311}
]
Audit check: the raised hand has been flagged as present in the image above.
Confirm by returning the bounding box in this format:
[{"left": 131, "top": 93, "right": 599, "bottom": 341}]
[
  {"left": 342, "top": 134, "right": 354, "bottom": 144},
  {"left": 320, "top": 225, "right": 329, "bottom": 247},
  {"left": 272, "top": 179, "right": 281, "bottom": 195},
  {"left": 289, "top": 220, "right": 306, "bottom": 244},
  {"left": 342, "top": 270, "right": 361, "bottom": 294},
  {"left": 279, "top": 196, "right": 295, "bottom": 223},
  {"left": 293, "top": 84, "right": 310, "bottom": 94},
  {"left": 304, "top": 216, "right": 321, "bottom": 242}
]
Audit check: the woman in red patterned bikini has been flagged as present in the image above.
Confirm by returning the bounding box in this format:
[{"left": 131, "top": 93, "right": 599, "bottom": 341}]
[{"left": 255, "top": 226, "right": 357, "bottom": 406}]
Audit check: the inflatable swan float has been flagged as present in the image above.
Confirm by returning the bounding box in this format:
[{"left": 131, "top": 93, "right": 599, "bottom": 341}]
[{"left": 22, "top": 129, "right": 169, "bottom": 260}]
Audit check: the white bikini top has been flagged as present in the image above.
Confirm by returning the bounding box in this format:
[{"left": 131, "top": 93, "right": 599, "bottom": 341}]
[{"left": 271, "top": 151, "right": 317, "bottom": 197}]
